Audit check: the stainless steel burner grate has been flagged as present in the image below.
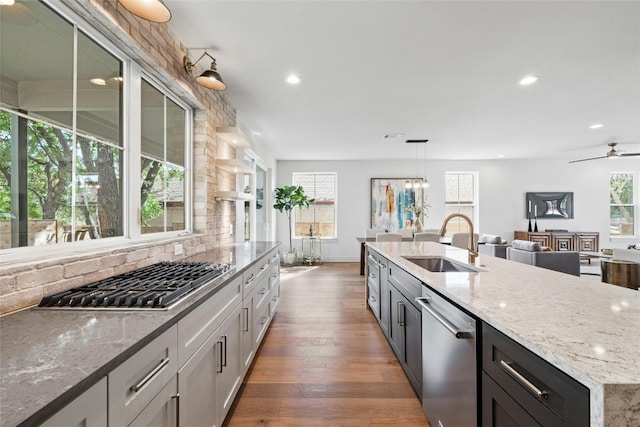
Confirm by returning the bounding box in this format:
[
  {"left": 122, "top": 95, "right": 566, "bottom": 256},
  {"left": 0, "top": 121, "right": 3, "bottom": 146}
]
[{"left": 38, "top": 261, "right": 232, "bottom": 309}]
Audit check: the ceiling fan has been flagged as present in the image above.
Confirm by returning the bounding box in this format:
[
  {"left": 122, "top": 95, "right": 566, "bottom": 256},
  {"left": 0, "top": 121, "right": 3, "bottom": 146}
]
[{"left": 569, "top": 142, "right": 640, "bottom": 163}]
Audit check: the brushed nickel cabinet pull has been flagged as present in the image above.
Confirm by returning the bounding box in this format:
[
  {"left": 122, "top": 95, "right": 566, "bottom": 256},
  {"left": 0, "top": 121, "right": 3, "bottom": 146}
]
[
  {"left": 500, "top": 360, "right": 549, "bottom": 399},
  {"left": 243, "top": 307, "right": 249, "bottom": 331},
  {"left": 245, "top": 273, "right": 254, "bottom": 285},
  {"left": 129, "top": 357, "right": 170, "bottom": 392},
  {"left": 217, "top": 341, "right": 223, "bottom": 373},
  {"left": 397, "top": 301, "right": 405, "bottom": 326},
  {"left": 172, "top": 393, "right": 180, "bottom": 427},
  {"left": 222, "top": 335, "right": 227, "bottom": 367}
]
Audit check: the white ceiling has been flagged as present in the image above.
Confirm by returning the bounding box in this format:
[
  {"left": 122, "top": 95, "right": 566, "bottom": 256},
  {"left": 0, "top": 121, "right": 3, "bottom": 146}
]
[{"left": 164, "top": 0, "right": 640, "bottom": 162}]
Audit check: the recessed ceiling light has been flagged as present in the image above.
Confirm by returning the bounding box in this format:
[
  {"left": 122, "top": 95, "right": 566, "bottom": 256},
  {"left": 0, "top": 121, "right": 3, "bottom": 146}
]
[
  {"left": 90, "top": 78, "right": 107, "bottom": 86},
  {"left": 286, "top": 74, "right": 301, "bottom": 85},
  {"left": 0, "top": 0, "right": 16, "bottom": 5},
  {"left": 251, "top": 131, "right": 262, "bottom": 136},
  {"left": 589, "top": 123, "right": 604, "bottom": 129},
  {"left": 497, "top": 154, "right": 505, "bottom": 158},
  {"left": 519, "top": 75, "right": 539, "bottom": 86}
]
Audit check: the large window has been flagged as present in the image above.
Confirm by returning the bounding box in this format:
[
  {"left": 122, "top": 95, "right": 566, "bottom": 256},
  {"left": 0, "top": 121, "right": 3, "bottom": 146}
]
[
  {"left": 610, "top": 172, "right": 637, "bottom": 237},
  {"left": 293, "top": 172, "right": 337, "bottom": 238},
  {"left": 0, "top": 1, "right": 189, "bottom": 250},
  {"left": 444, "top": 171, "right": 478, "bottom": 234}
]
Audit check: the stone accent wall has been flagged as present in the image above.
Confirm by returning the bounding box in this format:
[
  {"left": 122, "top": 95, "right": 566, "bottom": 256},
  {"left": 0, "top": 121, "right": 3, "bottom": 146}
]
[{"left": 0, "top": 0, "right": 242, "bottom": 315}]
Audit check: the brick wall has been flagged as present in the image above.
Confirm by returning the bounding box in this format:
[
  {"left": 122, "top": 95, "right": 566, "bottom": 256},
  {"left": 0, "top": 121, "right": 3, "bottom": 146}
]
[{"left": 0, "top": 0, "right": 240, "bottom": 315}]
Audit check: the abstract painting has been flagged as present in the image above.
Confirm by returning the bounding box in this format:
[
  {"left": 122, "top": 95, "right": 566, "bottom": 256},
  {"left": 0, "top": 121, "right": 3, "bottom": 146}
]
[{"left": 371, "top": 178, "right": 424, "bottom": 232}]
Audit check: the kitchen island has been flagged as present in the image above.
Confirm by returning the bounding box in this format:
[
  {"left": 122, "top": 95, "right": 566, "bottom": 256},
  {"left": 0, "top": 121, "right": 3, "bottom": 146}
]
[
  {"left": 367, "top": 241, "right": 639, "bottom": 427},
  {"left": 0, "top": 241, "right": 280, "bottom": 427}
]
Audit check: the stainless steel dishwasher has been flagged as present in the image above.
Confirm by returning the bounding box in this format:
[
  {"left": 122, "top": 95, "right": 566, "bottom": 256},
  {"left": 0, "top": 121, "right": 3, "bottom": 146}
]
[{"left": 416, "top": 287, "right": 477, "bottom": 427}]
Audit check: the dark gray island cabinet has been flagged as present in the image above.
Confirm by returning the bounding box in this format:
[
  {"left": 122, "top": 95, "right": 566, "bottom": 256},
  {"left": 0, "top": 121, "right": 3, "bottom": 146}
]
[
  {"left": 366, "top": 245, "right": 592, "bottom": 427},
  {"left": 8, "top": 244, "right": 281, "bottom": 427},
  {"left": 482, "top": 323, "right": 590, "bottom": 426}
]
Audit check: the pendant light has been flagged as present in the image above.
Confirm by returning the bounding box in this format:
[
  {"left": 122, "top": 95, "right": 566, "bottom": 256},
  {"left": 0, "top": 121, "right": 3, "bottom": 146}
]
[
  {"left": 119, "top": 0, "right": 171, "bottom": 23},
  {"left": 405, "top": 139, "right": 430, "bottom": 189},
  {"left": 183, "top": 51, "right": 227, "bottom": 91}
]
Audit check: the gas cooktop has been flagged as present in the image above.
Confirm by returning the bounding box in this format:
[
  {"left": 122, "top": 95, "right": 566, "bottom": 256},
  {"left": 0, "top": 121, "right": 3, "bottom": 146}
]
[{"left": 38, "top": 261, "right": 233, "bottom": 310}]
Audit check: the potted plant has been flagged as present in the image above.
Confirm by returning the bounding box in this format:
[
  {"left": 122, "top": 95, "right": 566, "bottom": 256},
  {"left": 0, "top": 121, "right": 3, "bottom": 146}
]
[{"left": 273, "top": 185, "right": 315, "bottom": 264}]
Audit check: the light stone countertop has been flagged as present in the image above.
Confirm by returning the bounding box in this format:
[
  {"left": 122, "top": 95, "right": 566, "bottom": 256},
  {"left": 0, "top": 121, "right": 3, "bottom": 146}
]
[
  {"left": 367, "top": 241, "right": 640, "bottom": 427},
  {"left": 0, "top": 241, "right": 280, "bottom": 427}
]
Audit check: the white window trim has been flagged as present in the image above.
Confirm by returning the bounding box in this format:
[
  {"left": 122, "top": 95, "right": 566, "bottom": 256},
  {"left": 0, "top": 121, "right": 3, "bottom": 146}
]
[
  {"left": 445, "top": 171, "right": 480, "bottom": 230},
  {"left": 609, "top": 171, "right": 639, "bottom": 240},
  {"left": 291, "top": 172, "right": 338, "bottom": 240}
]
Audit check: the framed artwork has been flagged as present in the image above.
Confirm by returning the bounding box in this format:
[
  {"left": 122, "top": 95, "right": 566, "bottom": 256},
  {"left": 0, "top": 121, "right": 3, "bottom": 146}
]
[
  {"left": 526, "top": 192, "right": 574, "bottom": 219},
  {"left": 371, "top": 178, "right": 424, "bottom": 232}
]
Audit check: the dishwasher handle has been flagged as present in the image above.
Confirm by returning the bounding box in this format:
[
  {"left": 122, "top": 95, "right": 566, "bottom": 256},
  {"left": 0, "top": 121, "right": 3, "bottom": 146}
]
[{"left": 415, "top": 297, "right": 470, "bottom": 339}]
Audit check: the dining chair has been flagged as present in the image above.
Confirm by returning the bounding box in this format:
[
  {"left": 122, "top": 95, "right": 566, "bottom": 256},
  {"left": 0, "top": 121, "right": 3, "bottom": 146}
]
[
  {"left": 365, "top": 228, "right": 385, "bottom": 238},
  {"left": 414, "top": 232, "right": 440, "bottom": 242},
  {"left": 376, "top": 233, "right": 403, "bottom": 242},
  {"left": 398, "top": 228, "right": 413, "bottom": 238}
]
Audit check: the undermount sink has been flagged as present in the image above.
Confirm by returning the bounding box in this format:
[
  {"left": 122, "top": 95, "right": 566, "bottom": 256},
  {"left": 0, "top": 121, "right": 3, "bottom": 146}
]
[{"left": 403, "top": 256, "right": 484, "bottom": 273}]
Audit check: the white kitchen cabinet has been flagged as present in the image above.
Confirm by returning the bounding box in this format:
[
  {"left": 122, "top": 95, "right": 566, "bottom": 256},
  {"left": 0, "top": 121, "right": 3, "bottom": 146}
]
[
  {"left": 241, "top": 269, "right": 270, "bottom": 373},
  {"left": 269, "top": 254, "right": 280, "bottom": 315},
  {"left": 177, "top": 274, "right": 241, "bottom": 367},
  {"left": 217, "top": 304, "right": 243, "bottom": 422},
  {"left": 41, "top": 377, "right": 107, "bottom": 427},
  {"left": 177, "top": 331, "right": 219, "bottom": 427},
  {"left": 177, "top": 303, "right": 243, "bottom": 427},
  {"left": 252, "top": 277, "right": 271, "bottom": 349},
  {"left": 109, "top": 326, "right": 178, "bottom": 427},
  {"left": 241, "top": 284, "right": 256, "bottom": 374},
  {"left": 127, "top": 376, "right": 178, "bottom": 427}
]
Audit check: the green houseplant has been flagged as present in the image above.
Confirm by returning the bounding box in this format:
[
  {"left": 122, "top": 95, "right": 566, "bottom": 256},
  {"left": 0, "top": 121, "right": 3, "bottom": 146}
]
[{"left": 273, "top": 185, "right": 314, "bottom": 264}]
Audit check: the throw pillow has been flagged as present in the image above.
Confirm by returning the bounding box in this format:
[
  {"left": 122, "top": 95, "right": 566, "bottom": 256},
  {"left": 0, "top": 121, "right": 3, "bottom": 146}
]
[
  {"left": 511, "top": 240, "right": 543, "bottom": 252},
  {"left": 480, "top": 234, "right": 503, "bottom": 244}
]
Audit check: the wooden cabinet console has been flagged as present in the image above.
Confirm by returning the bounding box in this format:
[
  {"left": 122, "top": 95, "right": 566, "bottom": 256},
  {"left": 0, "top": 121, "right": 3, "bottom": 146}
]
[{"left": 514, "top": 231, "right": 598, "bottom": 252}]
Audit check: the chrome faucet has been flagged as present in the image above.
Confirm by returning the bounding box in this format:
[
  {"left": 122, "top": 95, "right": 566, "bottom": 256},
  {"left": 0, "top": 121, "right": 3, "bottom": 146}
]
[{"left": 439, "top": 213, "right": 479, "bottom": 262}]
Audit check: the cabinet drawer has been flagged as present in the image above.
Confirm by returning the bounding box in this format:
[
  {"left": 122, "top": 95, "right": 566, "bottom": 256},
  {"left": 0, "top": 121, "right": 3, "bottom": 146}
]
[
  {"left": 177, "top": 275, "right": 242, "bottom": 367},
  {"left": 387, "top": 261, "right": 422, "bottom": 307},
  {"left": 254, "top": 255, "right": 272, "bottom": 283},
  {"left": 482, "top": 323, "right": 589, "bottom": 426},
  {"left": 242, "top": 264, "right": 258, "bottom": 297},
  {"left": 253, "top": 291, "right": 271, "bottom": 345},
  {"left": 109, "top": 325, "right": 178, "bottom": 427},
  {"left": 367, "top": 282, "right": 380, "bottom": 318}
]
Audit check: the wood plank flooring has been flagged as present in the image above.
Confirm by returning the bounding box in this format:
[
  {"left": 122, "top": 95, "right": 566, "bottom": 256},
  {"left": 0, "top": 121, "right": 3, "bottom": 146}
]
[{"left": 224, "top": 262, "right": 430, "bottom": 426}]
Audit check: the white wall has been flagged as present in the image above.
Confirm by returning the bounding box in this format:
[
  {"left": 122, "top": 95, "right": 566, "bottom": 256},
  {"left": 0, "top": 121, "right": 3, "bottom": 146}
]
[{"left": 276, "top": 158, "right": 639, "bottom": 262}]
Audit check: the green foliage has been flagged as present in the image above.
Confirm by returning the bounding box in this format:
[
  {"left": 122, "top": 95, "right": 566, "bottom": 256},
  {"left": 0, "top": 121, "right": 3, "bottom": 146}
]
[
  {"left": 141, "top": 193, "right": 164, "bottom": 226},
  {"left": 273, "top": 185, "right": 315, "bottom": 252}
]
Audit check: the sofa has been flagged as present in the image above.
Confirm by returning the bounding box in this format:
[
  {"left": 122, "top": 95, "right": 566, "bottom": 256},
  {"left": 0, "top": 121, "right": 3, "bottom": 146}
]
[
  {"left": 477, "top": 234, "right": 510, "bottom": 259},
  {"left": 506, "top": 240, "right": 580, "bottom": 276}
]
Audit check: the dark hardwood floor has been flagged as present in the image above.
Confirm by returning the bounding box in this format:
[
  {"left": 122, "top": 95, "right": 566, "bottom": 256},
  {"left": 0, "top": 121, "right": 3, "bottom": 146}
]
[{"left": 225, "top": 262, "right": 430, "bottom": 426}]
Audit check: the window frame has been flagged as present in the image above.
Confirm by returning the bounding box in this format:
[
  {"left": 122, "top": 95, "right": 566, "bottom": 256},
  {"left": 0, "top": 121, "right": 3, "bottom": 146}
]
[
  {"left": 609, "top": 171, "right": 638, "bottom": 239},
  {"left": 291, "top": 172, "right": 338, "bottom": 240}
]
